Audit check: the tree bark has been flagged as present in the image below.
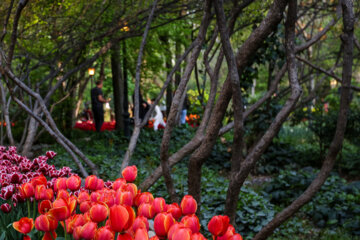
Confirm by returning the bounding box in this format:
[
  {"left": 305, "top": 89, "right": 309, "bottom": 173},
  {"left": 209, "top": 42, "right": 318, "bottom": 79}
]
[
  {"left": 188, "top": 0, "right": 289, "bottom": 206},
  {"left": 0, "top": 79, "right": 15, "bottom": 146},
  {"left": 111, "top": 42, "right": 125, "bottom": 131},
  {"left": 253, "top": 0, "right": 354, "bottom": 238}
]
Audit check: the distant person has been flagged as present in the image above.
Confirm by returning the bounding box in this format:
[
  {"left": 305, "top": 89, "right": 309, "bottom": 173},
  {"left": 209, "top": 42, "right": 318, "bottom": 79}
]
[
  {"left": 180, "top": 94, "right": 190, "bottom": 124},
  {"left": 91, "top": 81, "right": 110, "bottom": 132},
  {"left": 151, "top": 98, "right": 166, "bottom": 131},
  {"left": 132, "top": 92, "right": 150, "bottom": 122}
]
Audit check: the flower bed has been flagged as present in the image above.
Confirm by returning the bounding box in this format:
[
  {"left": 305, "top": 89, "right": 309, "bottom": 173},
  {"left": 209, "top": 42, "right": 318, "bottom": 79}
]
[{"left": 0, "top": 146, "right": 242, "bottom": 240}]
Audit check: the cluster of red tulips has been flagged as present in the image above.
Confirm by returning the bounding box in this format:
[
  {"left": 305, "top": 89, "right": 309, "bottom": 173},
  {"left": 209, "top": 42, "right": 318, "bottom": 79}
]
[
  {"left": 1, "top": 147, "right": 243, "bottom": 240},
  {"left": 0, "top": 146, "right": 74, "bottom": 213}
]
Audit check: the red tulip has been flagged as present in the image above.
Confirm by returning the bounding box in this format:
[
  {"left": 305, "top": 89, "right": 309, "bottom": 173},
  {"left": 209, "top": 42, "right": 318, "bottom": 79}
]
[
  {"left": 56, "top": 189, "right": 70, "bottom": 200},
  {"left": 153, "top": 197, "right": 167, "bottom": 214},
  {"left": 35, "top": 213, "right": 58, "bottom": 232},
  {"left": 73, "top": 221, "right": 97, "bottom": 240},
  {"left": 109, "top": 205, "right": 129, "bottom": 232},
  {"left": 172, "top": 227, "right": 192, "bottom": 240},
  {"left": 117, "top": 233, "right": 133, "bottom": 240},
  {"left": 35, "top": 185, "right": 53, "bottom": 201},
  {"left": 217, "top": 225, "right": 235, "bottom": 240},
  {"left": 168, "top": 223, "right": 184, "bottom": 240},
  {"left": 13, "top": 217, "right": 34, "bottom": 234},
  {"left": 135, "top": 228, "right": 148, "bottom": 240},
  {"left": 181, "top": 214, "right": 200, "bottom": 233},
  {"left": 154, "top": 212, "right": 176, "bottom": 238},
  {"left": 77, "top": 191, "right": 90, "bottom": 203},
  {"left": 191, "top": 233, "right": 207, "bottom": 240},
  {"left": 43, "top": 231, "right": 57, "bottom": 240},
  {"left": 85, "top": 175, "right": 99, "bottom": 190},
  {"left": 48, "top": 197, "right": 76, "bottom": 221},
  {"left": 124, "top": 205, "right": 136, "bottom": 230},
  {"left": 121, "top": 183, "right": 138, "bottom": 196},
  {"left": 150, "top": 237, "right": 160, "bottom": 240},
  {"left": 96, "top": 178, "right": 105, "bottom": 190},
  {"left": 80, "top": 200, "right": 92, "bottom": 213},
  {"left": 122, "top": 165, "right": 137, "bottom": 182},
  {"left": 1, "top": 203, "right": 12, "bottom": 213},
  {"left": 94, "top": 226, "right": 115, "bottom": 240},
  {"left": 54, "top": 178, "right": 67, "bottom": 192},
  {"left": 89, "top": 202, "right": 109, "bottom": 223},
  {"left": 38, "top": 200, "right": 52, "bottom": 214},
  {"left": 99, "top": 189, "right": 116, "bottom": 207},
  {"left": 31, "top": 175, "right": 47, "bottom": 188},
  {"left": 115, "top": 190, "right": 134, "bottom": 206},
  {"left": 207, "top": 215, "right": 229, "bottom": 237},
  {"left": 135, "top": 192, "right": 154, "bottom": 206},
  {"left": 167, "top": 203, "right": 182, "bottom": 220},
  {"left": 180, "top": 195, "right": 197, "bottom": 215},
  {"left": 66, "top": 175, "right": 82, "bottom": 191},
  {"left": 46, "top": 151, "right": 57, "bottom": 159},
  {"left": 230, "top": 234, "right": 243, "bottom": 240},
  {"left": 132, "top": 216, "right": 149, "bottom": 233},
  {"left": 65, "top": 214, "right": 87, "bottom": 234},
  {"left": 112, "top": 178, "right": 126, "bottom": 191},
  {"left": 19, "top": 182, "right": 34, "bottom": 199},
  {"left": 137, "top": 203, "right": 155, "bottom": 219}
]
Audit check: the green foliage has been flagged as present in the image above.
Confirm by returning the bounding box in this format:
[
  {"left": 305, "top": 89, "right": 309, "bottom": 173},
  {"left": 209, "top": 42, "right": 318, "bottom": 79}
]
[{"left": 264, "top": 169, "right": 360, "bottom": 235}]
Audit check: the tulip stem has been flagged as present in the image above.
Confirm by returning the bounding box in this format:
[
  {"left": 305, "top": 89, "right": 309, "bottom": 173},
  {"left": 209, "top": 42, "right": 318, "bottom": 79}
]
[
  {"left": 50, "top": 231, "right": 55, "bottom": 240},
  {"left": 64, "top": 221, "right": 68, "bottom": 240},
  {"left": 32, "top": 199, "right": 36, "bottom": 219},
  {"left": 27, "top": 199, "right": 31, "bottom": 218},
  {"left": 115, "top": 232, "right": 118, "bottom": 239}
]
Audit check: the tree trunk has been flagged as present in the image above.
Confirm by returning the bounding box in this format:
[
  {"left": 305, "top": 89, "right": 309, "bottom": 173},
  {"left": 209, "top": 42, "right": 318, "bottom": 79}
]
[
  {"left": 21, "top": 105, "right": 40, "bottom": 157},
  {"left": 111, "top": 42, "right": 124, "bottom": 131},
  {"left": 0, "top": 79, "right": 15, "bottom": 146},
  {"left": 253, "top": 0, "right": 354, "bottom": 238}
]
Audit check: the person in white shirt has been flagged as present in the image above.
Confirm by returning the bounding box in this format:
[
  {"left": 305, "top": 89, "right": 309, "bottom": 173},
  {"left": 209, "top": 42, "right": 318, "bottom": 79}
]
[{"left": 151, "top": 98, "right": 166, "bottom": 131}]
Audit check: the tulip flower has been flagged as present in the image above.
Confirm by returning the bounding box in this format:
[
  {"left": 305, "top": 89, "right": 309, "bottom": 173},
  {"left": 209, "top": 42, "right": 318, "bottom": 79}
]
[
  {"left": 122, "top": 165, "right": 137, "bottom": 182},
  {"left": 85, "top": 175, "right": 99, "bottom": 191},
  {"left": 31, "top": 175, "right": 47, "bottom": 188},
  {"left": 57, "top": 189, "right": 70, "bottom": 200},
  {"left": 109, "top": 204, "right": 129, "bottom": 232},
  {"left": 117, "top": 233, "right": 133, "bottom": 240},
  {"left": 217, "top": 225, "right": 235, "bottom": 240},
  {"left": 191, "top": 233, "right": 207, "bottom": 240},
  {"left": 94, "top": 226, "right": 115, "bottom": 240},
  {"left": 13, "top": 217, "right": 34, "bottom": 234},
  {"left": 137, "top": 203, "right": 155, "bottom": 219},
  {"left": 150, "top": 237, "right": 160, "bottom": 240},
  {"left": 207, "top": 215, "right": 229, "bottom": 237},
  {"left": 80, "top": 200, "right": 92, "bottom": 213},
  {"left": 96, "top": 178, "right": 105, "bottom": 190},
  {"left": 35, "top": 185, "right": 53, "bottom": 201},
  {"left": 124, "top": 205, "right": 136, "bottom": 230},
  {"left": 132, "top": 216, "right": 149, "bottom": 232},
  {"left": 1, "top": 203, "right": 12, "bottom": 213},
  {"left": 180, "top": 195, "right": 197, "bottom": 215},
  {"left": 18, "top": 182, "right": 35, "bottom": 199},
  {"left": 153, "top": 197, "right": 167, "bottom": 214},
  {"left": 66, "top": 175, "right": 82, "bottom": 191},
  {"left": 89, "top": 202, "right": 109, "bottom": 223},
  {"left": 35, "top": 213, "right": 58, "bottom": 232},
  {"left": 77, "top": 191, "right": 90, "bottom": 203},
  {"left": 43, "top": 231, "right": 57, "bottom": 240},
  {"left": 48, "top": 197, "right": 77, "bottom": 221},
  {"left": 181, "top": 214, "right": 200, "bottom": 233},
  {"left": 65, "top": 214, "right": 87, "bottom": 234},
  {"left": 112, "top": 178, "right": 126, "bottom": 191},
  {"left": 230, "top": 234, "right": 243, "bottom": 240},
  {"left": 121, "top": 183, "right": 138, "bottom": 196},
  {"left": 99, "top": 189, "right": 116, "bottom": 207},
  {"left": 54, "top": 178, "right": 67, "bottom": 192},
  {"left": 115, "top": 190, "right": 134, "bottom": 206},
  {"left": 168, "top": 223, "right": 185, "bottom": 240},
  {"left": 154, "top": 212, "right": 176, "bottom": 238},
  {"left": 172, "top": 227, "right": 192, "bottom": 240},
  {"left": 46, "top": 151, "right": 57, "bottom": 159},
  {"left": 135, "top": 192, "right": 154, "bottom": 206},
  {"left": 73, "top": 221, "right": 97, "bottom": 240},
  {"left": 135, "top": 228, "right": 148, "bottom": 240},
  {"left": 167, "top": 203, "right": 182, "bottom": 220}
]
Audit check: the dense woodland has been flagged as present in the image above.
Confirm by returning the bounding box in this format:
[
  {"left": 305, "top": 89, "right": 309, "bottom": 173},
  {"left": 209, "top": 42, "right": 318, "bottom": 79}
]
[{"left": 1, "top": 0, "right": 360, "bottom": 239}]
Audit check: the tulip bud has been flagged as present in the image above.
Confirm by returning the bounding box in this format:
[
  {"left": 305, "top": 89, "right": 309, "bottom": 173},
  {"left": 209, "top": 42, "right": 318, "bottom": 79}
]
[
  {"left": 54, "top": 178, "right": 67, "bottom": 192},
  {"left": 132, "top": 216, "right": 149, "bottom": 232},
  {"left": 135, "top": 228, "right": 148, "bottom": 240},
  {"left": 207, "top": 215, "right": 229, "bottom": 237},
  {"left": 89, "top": 203, "right": 109, "bottom": 223},
  {"left": 109, "top": 205, "right": 129, "bottom": 232},
  {"left": 117, "top": 233, "right": 133, "bottom": 240},
  {"left": 46, "top": 151, "right": 57, "bottom": 159},
  {"left": 137, "top": 203, "right": 155, "bottom": 219},
  {"left": 172, "top": 227, "right": 192, "bottom": 240},
  {"left": 154, "top": 212, "right": 176, "bottom": 238},
  {"left": 13, "top": 217, "right": 34, "bottom": 234},
  {"left": 35, "top": 213, "right": 58, "bottom": 232},
  {"left": 135, "top": 192, "right": 154, "bottom": 206},
  {"left": 1, "top": 203, "right": 12, "bottom": 213},
  {"left": 94, "top": 226, "right": 115, "bottom": 240},
  {"left": 167, "top": 203, "right": 182, "bottom": 220},
  {"left": 191, "top": 233, "right": 207, "bottom": 240},
  {"left": 153, "top": 197, "right": 167, "bottom": 214},
  {"left": 181, "top": 214, "right": 200, "bottom": 233},
  {"left": 66, "top": 175, "right": 82, "bottom": 191},
  {"left": 19, "top": 182, "right": 34, "bottom": 199},
  {"left": 122, "top": 166, "right": 137, "bottom": 182},
  {"left": 85, "top": 175, "right": 98, "bottom": 191},
  {"left": 180, "top": 195, "right": 197, "bottom": 215}
]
